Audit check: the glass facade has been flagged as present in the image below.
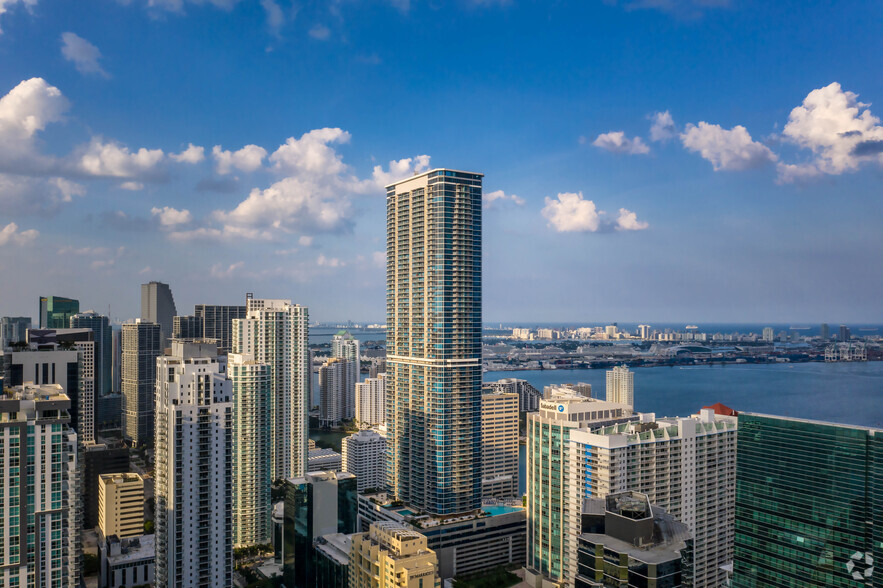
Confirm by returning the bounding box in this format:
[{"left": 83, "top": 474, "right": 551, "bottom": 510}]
[
  {"left": 386, "top": 169, "right": 483, "bottom": 516},
  {"left": 733, "top": 414, "right": 882, "bottom": 587},
  {"left": 38, "top": 295, "right": 79, "bottom": 329}
]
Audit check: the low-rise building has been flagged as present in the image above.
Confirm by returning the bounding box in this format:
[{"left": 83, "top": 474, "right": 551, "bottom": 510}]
[
  {"left": 309, "top": 447, "right": 343, "bottom": 472},
  {"left": 98, "top": 472, "right": 145, "bottom": 539},
  {"left": 342, "top": 429, "right": 387, "bottom": 492},
  {"left": 99, "top": 534, "right": 155, "bottom": 588},
  {"left": 315, "top": 533, "right": 351, "bottom": 588}
]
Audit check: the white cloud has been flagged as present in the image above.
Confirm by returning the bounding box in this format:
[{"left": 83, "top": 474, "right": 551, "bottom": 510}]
[
  {"left": 50, "top": 177, "right": 85, "bottom": 201},
  {"left": 649, "top": 110, "right": 675, "bottom": 142},
  {"left": 317, "top": 254, "right": 344, "bottom": 267},
  {"left": 0, "top": 222, "right": 37, "bottom": 246},
  {"left": 370, "top": 155, "right": 431, "bottom": 188},
  {"left": 212, "top": 144, "right": 267, "bottom": 174},
  {"left": 298, "top": 235, "right": 313, "bottom": 246},
  {"left": 211, "top": 261, "right": 244, "bottom": 279},
  {"left": 615, "top": 208, "right": 649, "bottom": 231},
  {"left": 0, "top": 0, "right": 37, "bottom": 34},
  {"left": 483, "top": 189, "right": 525, "bottom": 209},
  {"left": 592, "top": 131, "right": 650, "bottom": 155},
  {"left": 260, "top": 0, "right": 284, "bottom": 32},
  {"left": 680, "top": 122, "right": 777, "bottom": 171},
  {"left": 309, "top": 24, "right": 330, "bottom": 40},
  {"left": 119, "top": 181, "right": 144, "bottom": 190},
  {"left": 170, "top": 143, "right": 205, "bottom": 164},
  {"left": 269, "top": 128, "right": 350, "bottom": 176},
  {"left": 139, "top": 266, "right": 152, "bottom": 274},
  {"left": 151, "top": 206, "right": 192, "bottom": 227},
  {"left": 79, "top": 138, "right": 164, "bottom": 178},
  {"left": 0, "top": 174, "right": 84, "bottom": 215},
  {"left": 542, "top": 192, "right": 602, "bottom": 232},
  {"left": 58, "top": 245, "right": 110, "bottom": 256},
  {"left": 778, "top": 82, "right": 883, "bottom": 181},
  {"left": 60, "top": 33, "right": 110, "bottom": 78},
  {"left": 0, "top": 78, "right": 69, "bottom": 172}
]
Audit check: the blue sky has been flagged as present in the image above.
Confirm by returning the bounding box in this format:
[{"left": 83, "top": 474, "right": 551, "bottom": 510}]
[{"left": 0, "top": 0, "right": 881, "bottom": 324}]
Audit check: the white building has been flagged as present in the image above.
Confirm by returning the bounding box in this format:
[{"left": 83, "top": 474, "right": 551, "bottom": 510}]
[
  {"left": 319, "top": 358, "right": 348, "bottom": 427},
  {"left": 567, "top": 408, "right": 738, "bottom": 587},
  {"left": 228, "top": 353, "right": 272, "bottom": 547},
  {"left": 481, "top": 390, "right": 519, "bottom": 500},
  {"left": 638, "top": 324, "right": 652, "bottom": 339},
  {"left": 331, "top": 331, "right": 360, "bottom": 420},
  {"left": 155, "top": 341, "right": 233, "bottom": 587},
  {"left": 232, "top": 298, "right": 309, "bottom": 480},
  {"left": 355, "top": 373, "right": 386, "bottom": 428},
  {"left": 0, "top": 383, "right": 80, "bottom": 588},
  {"left": 308, "top": 448, "right": 343, "bottom": 472},
  {"left": 342, "top": 429, "right": 387, "bottom": 492},
  {"left": 762, "top": 327, "right": 774, "bottom": 342},
  {"left": 605, "top": 365, "right": 634, "bottom": 409}
]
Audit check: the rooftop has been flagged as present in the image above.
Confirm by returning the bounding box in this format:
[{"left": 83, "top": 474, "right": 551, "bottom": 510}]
[{"left": 105, "top": 534, "right": 155, "bottom": 565}]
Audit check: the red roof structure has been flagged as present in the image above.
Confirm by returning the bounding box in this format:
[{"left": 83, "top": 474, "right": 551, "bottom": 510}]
[{"left": 702, "top": 402, "right": 738, "bottom": 416}]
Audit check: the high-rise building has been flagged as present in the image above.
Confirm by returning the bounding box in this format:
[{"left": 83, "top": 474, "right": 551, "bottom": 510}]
[
  {"left": 638, "top": 324, "right": 652, "bottom": 340},
  {"left": 121, "top": 320, "right": 161, "bottom": 446},
  {"left": 331, "top": 330, "right": 360, "bottom": 420},
  {"left": 568, "top": 407, "right": 738, "bottom": 587},
  {"left": 605, "top": 365, "right": 634, "bottom": 409},
  {"left": 0, "top": 316, "right": 30, "bottom": 348},
  {"left": 0, "top": 383, "right": 80, "bottom": 587},
  {"left": 319, "top": 357, "right": 348, "bottom": 427},
  {"left": 83, "top": 442, "right": 129, "bottom": 529},
  {"left": 233, "top": 298, "right": 309, "bottom": 481},
  {"left": 349, "top": 522, "right": 441, "bottom": 588},
  {"left": 228, "top": 352, "right": 272, "bottom": 547},
  {"left": 762, "top": 326, "right": 774, "bottom": 342},
  {"left": 342, "top": 429, "right": 387, "bottom": 492},
  {"left": 155, "top": 341, "right": 233, "bottom": 588},
  {"left": 524, "top": 393, "right": 636, "bottom": 586},
  {"left": 820, "top": 322, "right": 830, "bottom": 340},
  {"left": 480, "top": 389, "right": 519, "bottom": 500},
  {"left": 196, "top": 304, "right": 247, "bottom": 353},
  {"left": 839, "top": 324, "right": 851, "bottom": 342},
  {"left": 98, "top": 473, "right": 145, "bottom": 539},
  {"left": 39, "top": 295, "right": 79, "bottom": 328},
  {"left": 140, "top": 281, "right": 177, "bottom": 347},
  {"left": 172, "top": 315, "right": 202, "bottom": 340},
  {"left": 733, "top": 413, "right": 882, "bottom": 587},
  {"left": 70, "top": 311, "right": 113, "bottom": 397},
  {"left": 282, "top": 471, "right": 358, "bottom": 588},
  {"left": 487, "top": 378, "right": 542, "bottom": 412},
  {"left": 386, "top": 168, "right": 483, "bottom": 516},
  {"left": 355, "top": 373, "right": 386, "bottom": 428}
]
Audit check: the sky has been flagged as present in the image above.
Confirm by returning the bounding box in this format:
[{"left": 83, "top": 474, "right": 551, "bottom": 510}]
[{"left": 0, "top": 0, "right": 881, "bottom": 325}]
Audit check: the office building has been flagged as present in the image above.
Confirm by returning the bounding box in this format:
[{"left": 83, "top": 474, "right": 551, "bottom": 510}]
[
  {"left": 342, "top": 429, "right": 387, "bottom": 492},
  {"left": 487, "top": 377, "right": 542, "bottom": 412},
  {"left": 332, "top": 330, "right": 360, "bottom": 420},
  {"left": 605, "top": 365, "right": 634, "bottom": 409},
  {"left": 820, "top": 323, "right": 830, "bottom": 339},
  {"left": 733, "top": 413, "right": 882, "bottom": 587},
  {"left": 111, "top": 328, "right": 121, "bottom": 393},
  {"left": 387, "top": 169, "right": 483, "bottom": 516},
  {"left": 574, "top": 492, "right": 693, "bottom": 588},
  {"left": 481, "top": 389, "right": 519, "bottom": 500},
  {"left": 233, "top": 298, "right": 310, "bottom": 480},
  {"left": 96, "top": 394, "right": 122, "bottom": 432},
  {"left": 196, "top": 304, "right": 247, "bottom": 353},
  {"left": 282, "top": 471, "right": 357, "bottom": 588},
  {"left": 548, "top": 382, "right": 593, "bottom": 400},
  {"left": 319, "top": 357, "right": 348, "bottom": 427},
  {"left": 0, "top": 316, "right": 30, "bottom": 348},
  {"left": 70, "top": 311, "right": 113, "bottom": 397},
  {"left": 99, "top": 535, "right": 155, "bottom": 588},
  {"left": 0, "top": 383, "right": 80, "bottom": 588},
  {"left": 524, "top": 393, "right": 635, "bottom": 586},
  {"left": 98, "top": 473, "right": 145, "bottom": 539},
  {"left": 39, "top": 295, "right": 79, "bottom": 328},
  {"left": 121, "top": 320, "right": 161, "bottom": 446},
  {"left": 349, "top": 522, "right": 441, "bottom": 588},
  {"left": 172, "top": 314, "right": 202, "bottom": 340},
  {"left": 314, "top": 533, "right": 351, "bottom": 588},
  {"left": 762, "top": 326, "right": 774, "bottom": 342},
  {"left": 355, "top": 373, "right": 386, "bottom": 428},
  {"left": 155, "top": 341, "right": 233, "bottom": 588},
  {"left": 308, "top": 448, "right": 343, "bottom": 472},
  {"left": 84, "top": 442, "right": 130, "bottom": 528},
  {"left": 228, "top": 353, "right": 272, "bottom": 547},
  {"left": 140, "top": 281, "right": 177, "bottom": 347},
  {"left": 839, "top": 324, "right": 851, "bottom": 342}
]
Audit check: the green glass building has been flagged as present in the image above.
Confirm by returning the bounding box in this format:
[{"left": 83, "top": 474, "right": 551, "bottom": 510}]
[
  {"left": 734, "top": 413, "right": 882, "bottom": 587},
  {"left": 38, "top": 295, "right": 79, "bottom": 329}
]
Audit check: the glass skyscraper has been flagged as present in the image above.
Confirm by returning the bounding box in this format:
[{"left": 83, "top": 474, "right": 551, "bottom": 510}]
[
  {"left": 70, "top": 311, "right": 113, "bottom": 397},
  {"left": 38, "top": 295, "right": 79, "bottom": 328},
  {"left": 733, "top": 413, "right": 882, "bottom": 587},
  {"left": 386, "top": 168, "right": 483, "bottom": 516}
]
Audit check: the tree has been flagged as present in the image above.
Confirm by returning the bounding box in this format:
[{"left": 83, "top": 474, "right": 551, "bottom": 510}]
[{"left": 144, "top": 520, "right": 154, "bottom": 534}]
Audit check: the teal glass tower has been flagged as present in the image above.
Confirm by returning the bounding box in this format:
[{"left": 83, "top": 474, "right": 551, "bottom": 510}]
[
  {"left": 386, "top": 169, "right": 483, "bottom": 516},
  {"left": 38, "top": 295, "right": 79, "bottom": 328},
  {"left": 733, "top": 413, "right": 882, "bottom": 587}
]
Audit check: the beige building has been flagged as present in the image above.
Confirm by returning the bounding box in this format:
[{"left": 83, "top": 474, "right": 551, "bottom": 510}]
[
  {"left": 350, "top": 522, "right": 440, "bottom": 588},
  {"left": 98, "top": 473, "right": 145, "bottom": 539},
  {"left": 481, "top": 389, "right": 519, "bottom": 500}
]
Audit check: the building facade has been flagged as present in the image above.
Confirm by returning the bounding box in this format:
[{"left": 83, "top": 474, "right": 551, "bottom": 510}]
[
  {"left": 232, "top": 298, "right": 309, "bottom": 480},
  {"left": 386, "top": 169, "right": 484, "bottom": 516},
  {"left": 99, "top": 535, "right": 155, "bottom": 588},
  {"left": 486, "top": 378, "right": 542, "bottom": 412},
  {"left": 331, "top": 330, "right": 360, "bottom": 420},
  {"left": 355, "top": 373, "right": 386, "bottom": 428},
  {"left": 350, "top": 522, "right": 441, "bottom": 588},
  {"left": 196, "top": 304, "right": 247, "bottom": 353},
  {"left": 155, "top": 341, "right": 233, "bottom": 587},
  {"left": 140, "top": 281, "right": 177, "bottom": 347},
  {"left": 39, "top": 295, "right": 79, "bottom": 329},
  {"left": 342, "top": 429, "right": 387, "bottom": 492},
  {"left": 121, "top": 320, "right": 161, "bottom": 446},
  {"left": 319, "top": 357, "right": 348, "bottom": 427},
  {"left": 0, "top": 316, "right": 30, "bottom": 348},
  {"left": 481, "top": 389, "right": 519, "bottom": 500},
  {"left": 70, "top": 311, "right": 113, "bottom": 397},
  {"left": 605, "top": 365, "right": 634, "bottom": 409},
  {"left": 98, "top": 473, "right": 145, "bottom": 539}
]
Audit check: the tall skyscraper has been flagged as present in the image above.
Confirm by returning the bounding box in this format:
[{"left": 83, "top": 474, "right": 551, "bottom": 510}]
[
  {"left": 155, "top": 341, "right": 233, "bottom": 587},
  {"left": 733, "top": 413, "right": 882, "bottom": 587},
  {"left": 341, "top": 429, "right": 387, "bottom": 492},
  {"left": 140, "top": 281, "right": 177, "bottom": 347},
  {"left": 762, "top": 326, "right": 774, "bottom": 342},
  {"left": 638, "top": 324, "right": 652, "bottom": 339},
  {"left": 331, "top": 330, "right": 360, "bottom": 420},
  {"left": 70, "top": 311, "right": 113, "bottom": 397},
  {"left": 839, "top": 324, "right": 851, "bottom": 342},
  {"left": 480, "top": 389, "right": 519, "bottom": 500},
  {"left": 355, "top": 373, "right": 386, "bottom": 428},
  {"left": 605, "top": 365, "right": 634, "bottom": 408},
  {"left": 38, "top": 295, "right": 79, "bottom": 328},
  {"left": 820, "top": 322, "right": 830, "bottom": 340},
  {"left": 487, "top": 378, "right": 541, "bottom": 412},
  {"left": 349, "top": 523, "right": 441, "bottom": 588},
  {"left": 172, "top": 314, "right": 202, "bottom": 340},
  {"left": 196, "top": 304, "right": 247, "bottom": 352},
  {"left": 0, "top": 316, "right": 30, "bottom": 348},
  {"left": 121, "top": 320, "right": 161, "bottom": 446},
  {"left": 386, "top": 168, "right": 483, "bottom": 516},
  {"left": 228, "top": 352, "right": 272, "bottom": 547},
  {"left": 232, "top": 298, "right": 309, "bottom": 480},
  {"left": 319, "top": 358, "right": 348, "bottom": 427}
]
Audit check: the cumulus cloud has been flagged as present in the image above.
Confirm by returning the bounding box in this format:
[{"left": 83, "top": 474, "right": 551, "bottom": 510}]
[
  {"left": 298, "top": 235, "right": 313, "bottom": 246},
  {"left": 170, "top": 143, "right": 205, "bottom": 164},
  {"left": 649, "top": 110, "right": 675, "bottom": 142},
  {"left": 680, "top": 122, "right": 777, "bottom": 171},
  {"left": 777, "top": 82, "right": 883, "bottom": 181},
  {"left": 0, "top": 174, "right": 85, "bottom": 215},
  {"left": 60, "top": 33, "right": 110, "bottom": 77},
  {"left": 370, "top": 155, "right": 431, "bottom": 188},
  {"left": 592, "top": 131, "right": 650, "bottom": 155},
  {"left": 119, "top": 181, "right": 144, "bottom": 190},
  {"left": 483, "top": 189, "right": 525, "bottom": 209},
  {"left": 0, "top": 222, "right": 37, "bottom": 246},
  {"left": 615, "top": 208, "right": 649, "bottom": 231},
  {"left": 0, "top": 77, "right": 70, "bottom": 172},
  {"left": 269, "top": 128, "right": 350, "bottom": 176},
  {"left": 151, "top": 206, "right": 192, "bottom": 227},
  {"left": 309, "top": 24, "right": 330, "bottom": 40},
  {"left": 78, "top": 139, "right": 165, "bottom": 178},
  {"left": 317, "top": 254, "right": 344, "bottom": 267},
  {"left": 542, "top": 192, "right": 602, "bottom": 232},
  {"left": 50, "top": 177, "right": 86, "bottom": 201},
  {"left": 212, "top": 144, "right": 267, "bottom": 174}
]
